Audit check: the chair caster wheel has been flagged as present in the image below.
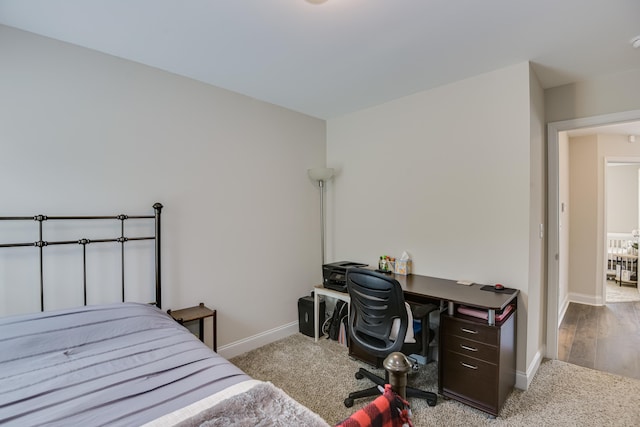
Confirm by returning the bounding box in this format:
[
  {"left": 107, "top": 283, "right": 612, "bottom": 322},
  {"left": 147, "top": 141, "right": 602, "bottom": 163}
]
[
  {"left": 355, "top": 372, "right": 364, "bottom": 379},
  {"left": 344, "top": 398, "right": 354, "bottom": 408}
]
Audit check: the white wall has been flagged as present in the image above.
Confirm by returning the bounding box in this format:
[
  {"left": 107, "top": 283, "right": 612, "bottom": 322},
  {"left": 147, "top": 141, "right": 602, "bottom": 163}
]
[
  {"left": 0, "top": 25, "right": 327, "bottom": 354},
  {"left": 527, "top": 66, "right": 546, "bottom": 377},
  {"left": 326, "top": 62, "right": 537, "bottom": 383},
  {"left": 607, "top": 163, "right": 639, "bottom": 233},
  {"left": 546, "top": 69, "right": 640, "bottom": 123},
  {"left": 568, "top": 135, "right": 599, "bottom": 302}
]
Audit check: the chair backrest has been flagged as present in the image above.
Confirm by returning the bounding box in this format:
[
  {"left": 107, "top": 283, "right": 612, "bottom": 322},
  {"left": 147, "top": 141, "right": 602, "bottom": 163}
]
[{"left": 346, "top": 268, "right": 407, "bottom": 358}]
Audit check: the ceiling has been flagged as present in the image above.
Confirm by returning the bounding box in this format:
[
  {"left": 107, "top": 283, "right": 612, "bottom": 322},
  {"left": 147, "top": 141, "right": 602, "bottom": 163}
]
[{"left": 1, "top": 0, "right": 640, "bottom": 120}]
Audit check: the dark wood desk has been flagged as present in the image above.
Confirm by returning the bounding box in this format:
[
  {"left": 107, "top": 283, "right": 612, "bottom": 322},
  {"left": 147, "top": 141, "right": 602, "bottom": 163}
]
[
  {"left": 397, "top": 274, "right": 518, "bottom": 417},
  {"left": 313, "top": 273, "right": 518, "bottom": 338},
  {"left": 396, "top": 274, "right": 517, "bottom": 325},
  {"left": 313, "top": 272, "right": 519, "bottom": 416}
]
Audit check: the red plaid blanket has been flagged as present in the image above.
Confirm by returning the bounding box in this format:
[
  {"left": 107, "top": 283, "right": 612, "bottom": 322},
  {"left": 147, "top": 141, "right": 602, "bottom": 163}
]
[{"left": 335, "top": 384, "right": 413, "bottom": 427}]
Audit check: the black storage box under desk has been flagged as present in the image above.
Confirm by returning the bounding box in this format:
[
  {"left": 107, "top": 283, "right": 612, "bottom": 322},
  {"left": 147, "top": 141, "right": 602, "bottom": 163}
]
[{"left": 298, "top": 296, "right": 325, "bottom": 337}]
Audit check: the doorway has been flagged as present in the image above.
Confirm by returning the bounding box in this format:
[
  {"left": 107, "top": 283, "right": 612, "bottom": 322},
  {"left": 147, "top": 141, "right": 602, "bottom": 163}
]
[
  {"left": 550, "top": 114, "right": 640, "bottom": 381},
  {"left": 547, "top": 109, "right": 640, "bottom": 360},
  {"left": 605, "top": 160, "right": 640, "bottom": 304}
]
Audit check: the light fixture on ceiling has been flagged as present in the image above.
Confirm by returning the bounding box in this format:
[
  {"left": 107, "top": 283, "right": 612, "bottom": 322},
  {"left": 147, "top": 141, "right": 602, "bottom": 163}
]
[
  {"left": 308, "top": 167, "right": 334, "bottom": 266},
  {"left": 631, "top": 36, "right": 640, "bottom": 49},
  {"left": 630, "top": 135, "right": 637, "bottom": 143}
]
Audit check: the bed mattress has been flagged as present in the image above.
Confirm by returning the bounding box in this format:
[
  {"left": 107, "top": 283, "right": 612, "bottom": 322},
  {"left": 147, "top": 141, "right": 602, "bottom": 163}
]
[{"left": 0, "top": 302, "right": 251, "bottom": 427}]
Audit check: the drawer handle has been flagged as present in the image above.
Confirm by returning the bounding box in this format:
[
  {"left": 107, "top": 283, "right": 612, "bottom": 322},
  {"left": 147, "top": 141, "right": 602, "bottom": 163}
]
[
  {"left": 460, "top": 328, "right": 478, "bottom": 335},
  {"left": 460, "top": 344, "right": 478, "bottom": 352},
  {"left": 461, "top": 362, "right": 478, "bottom": 370}
]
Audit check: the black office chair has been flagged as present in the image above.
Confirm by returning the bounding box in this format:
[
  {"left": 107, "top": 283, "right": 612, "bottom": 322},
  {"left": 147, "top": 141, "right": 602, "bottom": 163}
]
[{"left": 344, "top": 268, "right": 438, "bottom": 408}]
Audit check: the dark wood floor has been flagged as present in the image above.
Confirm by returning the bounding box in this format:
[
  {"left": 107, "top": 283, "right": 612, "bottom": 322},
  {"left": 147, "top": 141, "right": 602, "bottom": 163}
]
[{"left": 558, "top": 300, "right": 640, "bottom": 379}]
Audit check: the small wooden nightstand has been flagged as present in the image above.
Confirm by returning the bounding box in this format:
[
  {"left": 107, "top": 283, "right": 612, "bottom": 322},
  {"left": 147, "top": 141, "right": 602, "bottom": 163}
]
[{"left": 167, "top": 303, "right": 217, "bottom": 352}]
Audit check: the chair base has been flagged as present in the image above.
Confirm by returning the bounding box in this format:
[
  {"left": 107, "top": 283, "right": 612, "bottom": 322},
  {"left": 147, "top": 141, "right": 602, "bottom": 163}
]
[{"left": 343, "top": 367, "right": 437, "bottom": 408}]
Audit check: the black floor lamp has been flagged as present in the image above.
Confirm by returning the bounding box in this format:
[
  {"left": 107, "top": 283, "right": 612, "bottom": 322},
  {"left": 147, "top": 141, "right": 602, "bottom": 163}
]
[{"left": 308, "top": 167, "right": 334, "bottom": 266}]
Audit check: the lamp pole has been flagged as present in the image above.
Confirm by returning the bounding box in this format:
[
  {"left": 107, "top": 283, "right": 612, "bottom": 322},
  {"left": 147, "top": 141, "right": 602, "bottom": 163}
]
[
  {"left": 308, "top": 168, "right": 334, "bottom": 267},
  {"left": 318, "top": 178, "right": 326, "bottom": 266}
]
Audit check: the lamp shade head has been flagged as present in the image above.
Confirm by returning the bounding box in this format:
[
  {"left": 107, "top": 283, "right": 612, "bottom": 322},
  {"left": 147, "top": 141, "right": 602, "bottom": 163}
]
[{"left": 308, "top": 167, "right": 334, "bottom": 181}]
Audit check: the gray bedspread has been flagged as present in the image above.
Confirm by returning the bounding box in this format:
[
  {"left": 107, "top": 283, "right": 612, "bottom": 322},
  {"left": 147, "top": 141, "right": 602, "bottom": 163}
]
[{"left": 0, "top": 303, "right": 251, "bottom": 427}]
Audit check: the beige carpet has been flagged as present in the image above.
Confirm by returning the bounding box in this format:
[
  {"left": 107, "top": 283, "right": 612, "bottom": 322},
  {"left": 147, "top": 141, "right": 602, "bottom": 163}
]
[{"left": 231, "top": 333, "right": 640, "bottom": 426}]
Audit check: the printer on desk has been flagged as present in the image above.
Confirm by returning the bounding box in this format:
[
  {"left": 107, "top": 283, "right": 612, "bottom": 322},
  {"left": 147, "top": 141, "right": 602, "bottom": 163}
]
[{"left": 322, "top": 261, "right": 368, "bottom": 292}]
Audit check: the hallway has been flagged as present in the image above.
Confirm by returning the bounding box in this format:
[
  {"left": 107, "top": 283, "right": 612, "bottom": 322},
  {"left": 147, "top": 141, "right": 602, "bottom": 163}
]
[{"left": 558, "top": 300, "right": 640, "bottom": 380}]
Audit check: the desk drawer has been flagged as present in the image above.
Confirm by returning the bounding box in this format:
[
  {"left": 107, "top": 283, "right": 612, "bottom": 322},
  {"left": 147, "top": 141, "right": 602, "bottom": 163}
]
[
  {"left": 441, "top": 350, "right": 498, "bottom": 407},
  {"left": 442, "top": 333, "right": 498, "bottom": 362},
  {"left": 442, "top": 315, "right": 498, "bottom": 345}
]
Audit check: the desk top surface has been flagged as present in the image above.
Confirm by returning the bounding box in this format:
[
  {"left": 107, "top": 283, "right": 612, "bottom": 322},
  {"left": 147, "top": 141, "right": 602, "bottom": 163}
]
[
  {"left": 397, "top": 274, "right": 517, "bottom": 310},
  {"left": 316, "top": 273, "right": 518, "bottom": 311}
]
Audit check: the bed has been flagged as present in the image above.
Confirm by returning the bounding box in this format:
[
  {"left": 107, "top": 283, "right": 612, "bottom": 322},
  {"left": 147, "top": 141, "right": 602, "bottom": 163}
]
[
  {"left": 606, "top": 232, "right": 638, "bottom": 285},
  {"left": 0, "top": 204, "right": 329, "bottom": 427}
]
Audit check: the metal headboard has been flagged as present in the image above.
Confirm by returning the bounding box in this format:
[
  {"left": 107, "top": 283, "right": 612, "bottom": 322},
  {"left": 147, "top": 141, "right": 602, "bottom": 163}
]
[{"left": 0, "top": 202, "right": 163, "bottom": 310}]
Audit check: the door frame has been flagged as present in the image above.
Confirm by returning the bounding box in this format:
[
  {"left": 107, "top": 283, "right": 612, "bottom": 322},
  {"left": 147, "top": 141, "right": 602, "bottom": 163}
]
[{"left": 547, "top": 109, "right": 640, "bottom": 359}]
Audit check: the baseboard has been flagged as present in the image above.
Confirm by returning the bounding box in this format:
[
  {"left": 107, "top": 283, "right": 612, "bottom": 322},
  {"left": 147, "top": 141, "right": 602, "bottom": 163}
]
[
  {"left": 569, "top": 291, "right": 603, "bottom": 306},
  {"left": 217, "top": 321, "right": 299, "bottom": 360},
  {"left": 558, "top": 296, "right": 570, "bottom": 327},
  {"left": 516, "top": 348, "right": 543, "bottom": 390}
]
